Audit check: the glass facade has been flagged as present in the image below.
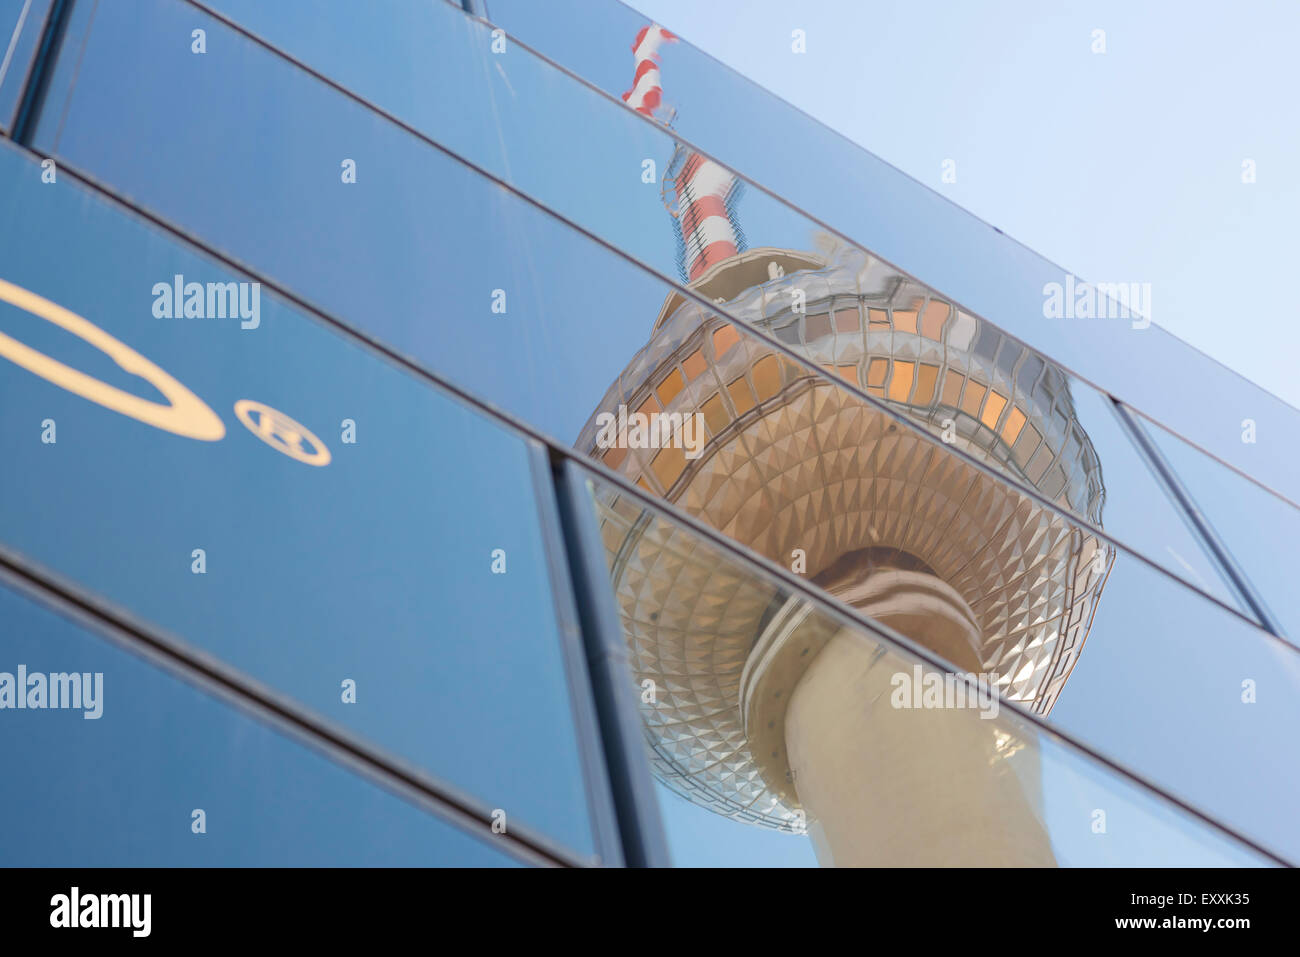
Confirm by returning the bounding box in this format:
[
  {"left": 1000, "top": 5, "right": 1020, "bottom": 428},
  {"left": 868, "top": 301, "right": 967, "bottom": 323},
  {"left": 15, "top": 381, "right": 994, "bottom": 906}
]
[
  {"left": 0, "top": 576, "right": 528, "bottom": 866},
  {"left": 0, "top": 0, "right": 1294, "bottom": 867}
]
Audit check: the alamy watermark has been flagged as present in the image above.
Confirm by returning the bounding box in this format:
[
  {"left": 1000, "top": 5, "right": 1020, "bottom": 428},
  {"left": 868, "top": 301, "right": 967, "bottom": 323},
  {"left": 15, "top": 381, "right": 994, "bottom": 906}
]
[
  {"left": 152, "top": 273, "right": 260, "bottom": 329},
  {"left": 1042, "top": 275, "right": 1151, "bottom": 329},
  {"left": 594, "top": 404, "right": 707, "bottom": 459},
  {"left": 890, "top": 664, "right": 999, "bottom": 719},
  {"left": 0, "top": 665, "right": 103, "bottom": 719},
  {"left": 50, "top": 887, "right": 150, "bottom": 937}
]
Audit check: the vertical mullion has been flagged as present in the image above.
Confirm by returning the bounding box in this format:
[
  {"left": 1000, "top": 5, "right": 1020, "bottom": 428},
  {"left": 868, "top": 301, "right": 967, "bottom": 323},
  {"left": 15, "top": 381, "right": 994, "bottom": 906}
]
[
  {"left": 551, "top": 454, "right": 670, "bottom": 868},
  {"left": 9, "top": 0, "right": 68, "bottom": 143}
]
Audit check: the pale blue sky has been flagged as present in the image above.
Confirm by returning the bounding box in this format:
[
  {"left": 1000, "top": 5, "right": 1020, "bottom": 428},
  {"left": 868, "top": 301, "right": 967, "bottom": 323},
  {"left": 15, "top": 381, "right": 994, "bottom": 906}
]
[{"left": 628, "top": 0, "right": 1300, "bottom": 411}]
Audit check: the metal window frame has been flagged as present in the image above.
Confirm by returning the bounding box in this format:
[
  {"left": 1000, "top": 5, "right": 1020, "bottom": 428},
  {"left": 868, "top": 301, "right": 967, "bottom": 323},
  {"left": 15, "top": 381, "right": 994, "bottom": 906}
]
[
  {"left": 7, "top": 0, "right": 66, "bottom": 142},
  {"left": 550, "top": 453, "right": 670, "bottom": 868}
]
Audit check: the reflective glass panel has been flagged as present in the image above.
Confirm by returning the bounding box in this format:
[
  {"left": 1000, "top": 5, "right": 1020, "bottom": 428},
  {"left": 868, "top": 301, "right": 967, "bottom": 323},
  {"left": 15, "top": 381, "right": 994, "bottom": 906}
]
[
  {"left": 0, "top": 577, "right": 526, "bottom": 866},
  {"left": 1139, "top": 410, "right": 1300, "bottom": 642},
  {"left": 0, "top": 139, "right": 602, "bottom": 860},
  {"left": 23, "top": 0, "right": 1245, "bottom": 614},
  {"left": 486, "top": 0, "right": 1300, "bottom": 506},
  {"left": 577, "top": 466, "right": 1273, "bottom": 867}
]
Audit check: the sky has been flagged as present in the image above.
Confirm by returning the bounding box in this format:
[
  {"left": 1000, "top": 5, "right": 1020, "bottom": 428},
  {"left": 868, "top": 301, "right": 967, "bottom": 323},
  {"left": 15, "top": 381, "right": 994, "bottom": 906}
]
[{"left": 626, "top": 0, "right": 1300, "bottom": 411}]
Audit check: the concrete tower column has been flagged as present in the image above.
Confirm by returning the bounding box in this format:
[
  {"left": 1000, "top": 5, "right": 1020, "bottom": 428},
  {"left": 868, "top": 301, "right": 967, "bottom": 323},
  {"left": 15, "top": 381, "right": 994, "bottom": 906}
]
[{"left": 741, "top": 566, "right": 1057, "bottom": 866}]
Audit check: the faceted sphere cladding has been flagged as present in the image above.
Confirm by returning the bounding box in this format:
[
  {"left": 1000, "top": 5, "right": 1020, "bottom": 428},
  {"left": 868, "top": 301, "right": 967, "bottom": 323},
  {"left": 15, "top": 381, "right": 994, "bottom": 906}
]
[{"left": 579, "top": 247, "right": 1110, "bottom": 830}]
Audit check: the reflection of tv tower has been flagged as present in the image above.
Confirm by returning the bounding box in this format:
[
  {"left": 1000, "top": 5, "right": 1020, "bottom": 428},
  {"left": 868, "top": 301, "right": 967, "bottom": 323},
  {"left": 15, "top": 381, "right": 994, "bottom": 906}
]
[
  {"left": 624, "top": 26, "right": 745, "bottom": 282},
  {"left": 597, "top": 26, "right": 1110, "bottom": 866}
]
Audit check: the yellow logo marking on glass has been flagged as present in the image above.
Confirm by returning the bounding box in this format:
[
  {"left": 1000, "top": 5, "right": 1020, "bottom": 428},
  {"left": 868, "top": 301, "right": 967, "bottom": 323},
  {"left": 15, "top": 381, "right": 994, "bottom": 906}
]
[
  {"left": 234, "top": 399, "right": 331, "bottom": 466},
  {"left": 0, "top": 278, "right": 225, "bottom": 440}
]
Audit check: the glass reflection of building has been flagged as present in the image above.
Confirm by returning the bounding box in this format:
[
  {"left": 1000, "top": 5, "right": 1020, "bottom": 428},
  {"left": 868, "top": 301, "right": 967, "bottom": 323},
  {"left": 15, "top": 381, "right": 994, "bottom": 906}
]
[
  {"left": 0, "top": 0, "right": 1294, "bottom": 870},
  {"left": 576, "top": 23, "right": 1115, "bottom": 865},
  {"left": 581, "top": 236, "right": 1111, "bottom": 864}
]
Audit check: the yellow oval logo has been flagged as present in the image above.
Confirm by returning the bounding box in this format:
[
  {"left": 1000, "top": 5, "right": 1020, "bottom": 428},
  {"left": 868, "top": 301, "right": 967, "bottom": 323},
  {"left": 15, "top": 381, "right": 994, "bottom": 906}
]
[
  {"left": 234, "top": 399, "right": 331, "bottom": 466},
  {"left": 0, "top": 277, "right": 225, "bottom": 440}
]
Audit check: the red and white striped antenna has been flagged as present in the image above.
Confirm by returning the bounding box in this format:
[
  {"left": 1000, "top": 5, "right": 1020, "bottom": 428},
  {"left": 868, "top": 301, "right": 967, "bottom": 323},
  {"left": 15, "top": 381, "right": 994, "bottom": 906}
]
[
  {"left": 622, "top": 25, "right": 745, "bottom": 282},
  {"left": 622, "top": 24, "right": 675, "bottom": 118}
]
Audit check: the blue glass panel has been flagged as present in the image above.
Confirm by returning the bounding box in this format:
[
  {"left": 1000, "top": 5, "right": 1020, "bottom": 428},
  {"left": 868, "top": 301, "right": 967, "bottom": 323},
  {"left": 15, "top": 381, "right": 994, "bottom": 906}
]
[
  {"left": 0, "top": 139, "right": 601, "bottom": 860},
  {"left": 0, "top": 577, "right": 525, "bottom": 866},
  {"left": 1049, "top": 548, "right": 1300, "bottom": 859},
  {"left": 1139, "top": 412, "right": 1300, "bottom": 642}
]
